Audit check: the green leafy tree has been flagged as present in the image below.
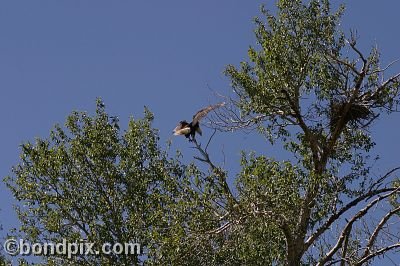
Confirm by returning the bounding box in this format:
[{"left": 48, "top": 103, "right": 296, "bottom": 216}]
[
  {"left": 207, "top": 0, "right": 400, "bottom": 265},
  {"left": 4, "top": 100, "right": 236, "bottom": 265},
  {"left": 4, "top": 1, "right": 400, "bottom": 266},
  {"left": 4, "top": 99, "right": 193, "bottom": 265}
]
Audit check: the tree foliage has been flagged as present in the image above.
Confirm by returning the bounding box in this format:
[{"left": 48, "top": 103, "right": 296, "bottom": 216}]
[
  {"left": 5, "top": 100, "right": 191, "bottom": 265},
  {"left": 4, "top": 0, "right": 400, "bottom": 265},
  {"left": 0, "top": 214, "right": 10, "bottom": 265},
  {"left": 212, "top": 0, "right": 400, "bottom": 264}
]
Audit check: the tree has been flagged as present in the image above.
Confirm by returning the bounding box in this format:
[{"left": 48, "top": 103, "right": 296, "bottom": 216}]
[
  {"left": 208, "top": 0, "right": 400, "bottom": 264},
  {"left": 4, "top": 0, "right": 400, "bottom": 265},
  {"left": 4, "top": 99, "right": 193, "bottom": 265}
]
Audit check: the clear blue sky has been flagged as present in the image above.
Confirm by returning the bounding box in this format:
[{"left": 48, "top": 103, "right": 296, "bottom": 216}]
[{"left": 1, "top": 0, "right": 399, "bottom": 264}]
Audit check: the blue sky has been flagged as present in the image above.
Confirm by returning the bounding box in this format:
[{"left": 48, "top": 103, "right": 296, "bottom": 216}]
[{"left": 1, "top": 0, "right": 399, "bottom": 263}]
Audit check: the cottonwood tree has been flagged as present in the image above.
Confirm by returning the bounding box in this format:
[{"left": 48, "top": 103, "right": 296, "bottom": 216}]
[
  {"left": 4, "top": 100, "right": 196, "bottom": 265},
  {"left": 4, "top": 101, "right": 235, "bottom": 266},
  {"left": 205, "top": 0, "right": 400, "bottom": 265},
  {"left": 4, "top": 1, "right": 400, "bottom": 266}
]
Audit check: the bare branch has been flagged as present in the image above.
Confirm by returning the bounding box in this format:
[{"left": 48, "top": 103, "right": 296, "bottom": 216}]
[
  {"left": 206, "top": 221, "right": 231, "bottom": 235},
  {"left": 206, "top": 100, "right": 268, "bottom": 132},
  {"left": 325, "top": 53, "right": 360, "bottom": 75},
  {"left": 340, "top": 232, "right": 350, "bottom": 266},
  {"left": 362, "top": 205, "right": 400, "bottom": 259},
  {"left": 368, "top": 167, "right": 400, "bottom": 192},
  {"left": 305, "top": 188, "right": 396, "bottom": 249},
  {"left": 191, "top": 137, "right": 238, "bottom": 207},
  {"left": 316, "top": 188, "right": 400, "bottom": 265},
  {"left": 193, "top": 156, "right": 208, "bottom": 163},
  {"left": 205, "top": 129, "right": 217, "bottom": 152},
  {"left": 368, "top": 59, "right": 400, "bottom": 75},
  {"left": 347, "top": 35, "right": 367, "bottom": 66},
  {"left": 378, "top": 72, "right": 400, "bottom": 91},
  {"left": 355, "top": 243, "right": 400, "bottom": 266}
]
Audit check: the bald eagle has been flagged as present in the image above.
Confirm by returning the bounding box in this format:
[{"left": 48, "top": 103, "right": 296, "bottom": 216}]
[{"left": 173, "top": 102, "right": 225, "bottom": 141}]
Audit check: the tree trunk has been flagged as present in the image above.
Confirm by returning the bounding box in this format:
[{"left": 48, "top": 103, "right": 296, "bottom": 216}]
[{"left": 286, "top": 238, "right": 304, "bottom": 266}]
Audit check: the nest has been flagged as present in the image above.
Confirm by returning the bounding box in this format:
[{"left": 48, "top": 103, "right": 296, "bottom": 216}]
[{"left": 330, "top": 101, "right": 373, "bottom": 130}]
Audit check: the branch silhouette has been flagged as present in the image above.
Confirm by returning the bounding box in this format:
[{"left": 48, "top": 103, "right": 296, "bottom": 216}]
[{"left": 191, "top": 133, "right": 237, "bottom": 209}]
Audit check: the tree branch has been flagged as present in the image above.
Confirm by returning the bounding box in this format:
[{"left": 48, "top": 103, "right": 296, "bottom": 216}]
[
  {"left": 316, "top": 188, "right": 400, "bottom": 265},
  {"left": 367, "top": 59, "right": 400, "bottom": 75},
  {"left": 355, "top": 243, "right": 400, "bottom": 266},
  {"left": 347, "top": 35, "right": 367, "bottom": 66},
  {"left": 325, "top": 53, "right": 360, "bottom": 76},
  {"left": 205, "top": 129, "right": 217, "bottom": 152},
  {"left": 368, "top": 167, "right": 400, "bottom": 192},
  {"left": 191, "top": 137, "right": 238, "bottom": 207},
  {"left": 305, "top": 187, "right": 397, "bottom": 249},
  {"left": 361, "top": 205, "right": 400, "bottom": 259}
]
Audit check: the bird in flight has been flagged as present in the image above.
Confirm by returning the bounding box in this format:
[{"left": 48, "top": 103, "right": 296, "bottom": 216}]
[{"left": 173, "top": 102, "right": 225, "bottom": 141}]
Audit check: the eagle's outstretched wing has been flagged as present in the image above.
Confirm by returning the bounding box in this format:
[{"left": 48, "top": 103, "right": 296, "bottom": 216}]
[{"left": 192, "top": 102, "right": 225, "bottom": 125}]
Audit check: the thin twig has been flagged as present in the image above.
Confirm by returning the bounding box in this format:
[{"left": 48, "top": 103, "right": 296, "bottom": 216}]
[{"left": 205, "top": 129, "right": 217, "bottom": 152}]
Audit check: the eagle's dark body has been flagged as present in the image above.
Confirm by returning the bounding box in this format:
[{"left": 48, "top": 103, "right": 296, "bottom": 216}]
[{"left": 173, "top": 102, "right": 224, "bottom": 141}]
